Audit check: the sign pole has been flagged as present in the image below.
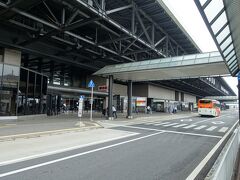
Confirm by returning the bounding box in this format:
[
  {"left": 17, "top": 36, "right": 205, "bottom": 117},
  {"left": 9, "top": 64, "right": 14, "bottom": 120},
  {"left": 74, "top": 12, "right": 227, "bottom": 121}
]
[
  {"left": 78, "top": 96, "right": 84, "bottom": 126},
  {"left": 90, "top": 86, "right": 93, "bottom": 121},
  {"left": 88, "top": 80, "right": 95, "bottom": 121}
]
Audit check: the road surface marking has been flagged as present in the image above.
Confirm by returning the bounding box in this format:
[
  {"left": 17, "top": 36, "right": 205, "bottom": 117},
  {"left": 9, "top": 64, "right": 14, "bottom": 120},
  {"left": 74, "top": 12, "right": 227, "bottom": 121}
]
[
  {"left": 218, "top": 127, "right": 229, "bottom": 133},
  {"left": 194, "top": 125, "right": 207, "bottom": 130},
  {"left": 0, "top": 132, "right": 163, "bottom": 178},
  {"left": 180, "top": 119, "right": 192, "bottom": 122},
  {"left": 173, "top": 124, "right": 188, "bottom": 128},
  {"left": 212, "top": 121, "right": 224, "bottom": 125},
  {"left": 153, "top": 122, "right": 171, "bottom": 126},
  {"left": 186, "top": 120, "right": 238, "bottom": 180},
  {"left": 206, "top": 126, "right": 217, "bottom": 131},
  {"left": 162, "top": 123, "right": 179, "bottom": 127},
  {"left": 183, "top": 124, "right": 197, "bottom": 129},
  {"left": 0, "top": 132, "right": 139, "bottom": 166},
  {"left": 193, "top": 114, "right": 228, "bottom": 125},
  {"left": 115, "top": 125, "right": 222, "bottom": 138}
]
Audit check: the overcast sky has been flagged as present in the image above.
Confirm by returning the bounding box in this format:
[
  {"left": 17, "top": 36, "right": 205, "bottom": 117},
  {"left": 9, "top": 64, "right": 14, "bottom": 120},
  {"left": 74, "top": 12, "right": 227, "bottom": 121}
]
[{"left": 162, "top": 0, "right": 238, "bottom": 95}]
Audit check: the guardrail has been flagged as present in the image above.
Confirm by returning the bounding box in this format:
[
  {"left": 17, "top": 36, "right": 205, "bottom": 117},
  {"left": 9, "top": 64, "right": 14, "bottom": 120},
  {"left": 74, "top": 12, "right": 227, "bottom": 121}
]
[{"left": 205, "top": 127, "right": 239, "bottom": 180}]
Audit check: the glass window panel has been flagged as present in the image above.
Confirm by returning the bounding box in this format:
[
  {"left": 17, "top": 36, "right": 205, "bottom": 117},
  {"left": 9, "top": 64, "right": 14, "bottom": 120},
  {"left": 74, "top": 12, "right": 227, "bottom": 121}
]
[
  {"left": 220, "top": 35, "right": 232, "bottom": 50},
  {"left": 140, "top": 61, "right": 150, "bottom": 65},
  {"left": 210, "top": 52, "right": 220, "bottom": 57},
  {"left": 2, "top": 64, "right": 20, "bottom": 88},
  {"left": 205, "top": 1, "right": 224, "bottom": 23},
  {"left": 183, "top": 54, "right": 196, "bottom": 60},
  {"left": 226, "top": 55, "right": 236, "bottom": 63},
  {"left": 211, "top": 12, "right": 227, "bottom": 34},
  {"left": 195, "top": 58, "right": 209, "bottom": 64},
  {"left": 216, "top": 25, "right": 230, "bottom": 42},
  {"left": 18, "top": 68, "right": 28, "bottom": 115},
  {"left": 0, "top": 55, "right": 3, "bottom": 62},
  {"left": 0, "top": 89, "right": 17, "bottom": 116},
  {"left": 196, "top": 53, "right": 210, "bottom": 59},
  {"left": 225, "top": 51, "right": 235, "bottom": 61},
  {"left": 229, "top": 62, "right": 237, "bottom": 70},
  {"left": 204, "top": 0, "right": 224, "bottom": 22},
  {"left": 182, "top": 60, "right": 195, "bottom": 65},
  {"left": 222, "top": 44, "right": 234, "bottom": 57},
  {"left": 160, "top": 58, "right": 171, "bottom": 63},
  {"left": 172, "top": 56, "right": 183, "bottom": 61},
  {"left": 150, "top": 59, "right": 160, "bottom": 64},
  {"left": 227, "top": 55, "right": 236, "bottom": 65}
]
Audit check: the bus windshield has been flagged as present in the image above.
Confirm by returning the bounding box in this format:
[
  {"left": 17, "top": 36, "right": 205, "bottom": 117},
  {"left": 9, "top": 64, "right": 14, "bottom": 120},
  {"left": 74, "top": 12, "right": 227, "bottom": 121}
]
[{"left": 199, "top": 100, "right": 211, "bottom": 104}]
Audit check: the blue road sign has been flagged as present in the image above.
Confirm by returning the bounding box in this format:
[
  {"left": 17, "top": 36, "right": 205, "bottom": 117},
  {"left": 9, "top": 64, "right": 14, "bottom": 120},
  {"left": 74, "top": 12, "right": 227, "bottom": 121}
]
[
  {"left": 88, "top": 80, "right": 95, "bottom": 88},
  {"left": 80, "top": 95, "right": 85, "bottom": 99}
]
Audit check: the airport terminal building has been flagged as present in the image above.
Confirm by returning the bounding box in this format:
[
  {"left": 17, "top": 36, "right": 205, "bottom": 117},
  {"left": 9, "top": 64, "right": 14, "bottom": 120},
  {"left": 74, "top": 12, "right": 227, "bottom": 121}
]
[{"left": 0, "top": 0, "right": 236, "bottom": 118}]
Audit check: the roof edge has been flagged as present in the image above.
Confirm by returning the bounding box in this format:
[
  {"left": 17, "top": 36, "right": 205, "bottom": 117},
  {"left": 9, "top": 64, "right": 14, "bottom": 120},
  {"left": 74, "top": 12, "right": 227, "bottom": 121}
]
[{"left": 157, "top": 0, "right": 202, "bottom": 53}]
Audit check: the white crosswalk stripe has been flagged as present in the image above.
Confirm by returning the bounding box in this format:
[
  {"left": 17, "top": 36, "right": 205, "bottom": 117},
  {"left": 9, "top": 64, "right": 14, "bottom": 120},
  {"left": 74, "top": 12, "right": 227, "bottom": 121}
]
[
  {"left": 173, "top": 124, "right": 188, "bottom": 128},
  {"left": 218, "top": 127, "right": 229, "bottom": 133},
  {"left": 153, "top": 122, "right": 171, "bottom": 126},
  {"left": 162, "top": 123, "right": 179, "bottom": 127},
  {"left": 194, "top": 125, "right": 207, "bottom": 130},
  {"left": 206, "top": 126, "right": 217, "bottom": 131},
  {"left": 183, "top": 124, "right": 197, "bottom": 129}
]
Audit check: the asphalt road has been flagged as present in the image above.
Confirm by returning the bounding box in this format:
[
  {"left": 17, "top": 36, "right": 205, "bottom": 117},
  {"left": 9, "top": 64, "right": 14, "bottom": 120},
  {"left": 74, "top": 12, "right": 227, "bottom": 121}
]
[{"left": 0, "top": 110, "right": 238, "bottom": 180}]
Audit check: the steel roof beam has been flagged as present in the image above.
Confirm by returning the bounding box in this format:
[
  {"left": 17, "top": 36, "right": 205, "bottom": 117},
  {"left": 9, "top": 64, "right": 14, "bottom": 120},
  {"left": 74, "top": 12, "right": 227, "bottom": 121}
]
[
  {"left": 0, "top": 2, "right": 134, "bottom": 62},
  {"left": 71, "top": 0, "right": 165, "bottom": 57},
  {"left": 106, "top": 4, "right": 132, "bottom": 15}
]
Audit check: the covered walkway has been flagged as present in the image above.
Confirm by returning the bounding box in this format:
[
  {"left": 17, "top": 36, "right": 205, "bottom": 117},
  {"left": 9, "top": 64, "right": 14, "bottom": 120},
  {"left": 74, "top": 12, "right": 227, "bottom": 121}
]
[
  {"left": 94, "top": 51, "right": 230, "bottom": 119},
  {"left": 94, "top": 52, "right": 229, "bottom": 81}
]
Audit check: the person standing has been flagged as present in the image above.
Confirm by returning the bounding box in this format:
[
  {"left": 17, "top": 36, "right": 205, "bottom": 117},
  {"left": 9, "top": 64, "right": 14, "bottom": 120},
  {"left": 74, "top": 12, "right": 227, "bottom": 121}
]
[{"left": 112, "top": 105, "right": 117, "bottom": 119}]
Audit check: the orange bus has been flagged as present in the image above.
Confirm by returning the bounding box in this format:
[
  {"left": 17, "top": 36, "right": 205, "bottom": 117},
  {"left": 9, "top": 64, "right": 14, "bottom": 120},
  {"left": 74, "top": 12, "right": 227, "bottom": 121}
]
[{"left": 198, "top": 99, "right": 221, "bottom": 117}]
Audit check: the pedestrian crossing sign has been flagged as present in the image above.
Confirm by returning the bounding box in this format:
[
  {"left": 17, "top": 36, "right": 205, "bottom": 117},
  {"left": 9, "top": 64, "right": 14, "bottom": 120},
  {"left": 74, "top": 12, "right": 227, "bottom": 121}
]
[{"left": 88, "top": 80, "right": 95, "bottom": 88}]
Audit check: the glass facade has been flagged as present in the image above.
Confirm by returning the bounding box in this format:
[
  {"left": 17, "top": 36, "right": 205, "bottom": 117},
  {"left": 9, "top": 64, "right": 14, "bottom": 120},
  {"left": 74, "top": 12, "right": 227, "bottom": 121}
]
[
  {"left": 17, "top": 68, "right": 47, "bottom": 115},
  {"left": 0, "top": 63, "right": 20, "bottom": 116}
]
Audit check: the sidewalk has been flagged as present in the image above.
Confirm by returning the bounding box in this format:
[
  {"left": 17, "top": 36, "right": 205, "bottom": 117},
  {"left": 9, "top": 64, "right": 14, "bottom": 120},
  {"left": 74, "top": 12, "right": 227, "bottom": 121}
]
[{"left": 0, "top": 111, "right": 197, "bottom": 140}]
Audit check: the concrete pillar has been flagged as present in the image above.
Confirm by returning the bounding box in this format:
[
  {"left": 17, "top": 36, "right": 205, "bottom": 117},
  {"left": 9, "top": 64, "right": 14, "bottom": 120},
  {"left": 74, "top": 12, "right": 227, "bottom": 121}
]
[
  {"left": 127, "top": 80, "right": 133, "bottom": 119},
  {"left": 108, "top": 75, "right": 113, "bottom": 120}
]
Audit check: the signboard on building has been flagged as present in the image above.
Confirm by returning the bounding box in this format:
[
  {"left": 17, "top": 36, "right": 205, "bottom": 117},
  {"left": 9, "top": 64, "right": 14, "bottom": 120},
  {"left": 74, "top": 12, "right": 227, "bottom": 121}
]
[
  {"left": 98, "top": 85, "right": 108, "bottom": 92},
  {"left": 136, "top": 97, "right": 147, "bottom": 106}
]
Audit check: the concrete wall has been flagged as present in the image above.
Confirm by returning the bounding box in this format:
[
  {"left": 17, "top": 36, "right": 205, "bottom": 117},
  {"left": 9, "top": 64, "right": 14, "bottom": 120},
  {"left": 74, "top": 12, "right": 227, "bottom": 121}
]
[
  {"left": 148, "top": 85, "right": 175, "bottom": 100},
  {"left": 133, "top": 84, "right": 148, "bottom": 97},
  {"left": 4, "top": 48, "right": 21, "bottom": 66},
  {"left": 184, "top": 93, "right": 196, "bottom": 103},
  {"left": 113, "top": 83, "right": 127, "bottom": 96}
]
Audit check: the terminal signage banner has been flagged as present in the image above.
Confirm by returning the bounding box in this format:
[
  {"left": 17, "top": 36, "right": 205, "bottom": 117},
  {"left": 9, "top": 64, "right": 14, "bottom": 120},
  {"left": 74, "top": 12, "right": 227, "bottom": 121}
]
[{"left": 136, "top": 97, "right": 147, "bottom": 107}]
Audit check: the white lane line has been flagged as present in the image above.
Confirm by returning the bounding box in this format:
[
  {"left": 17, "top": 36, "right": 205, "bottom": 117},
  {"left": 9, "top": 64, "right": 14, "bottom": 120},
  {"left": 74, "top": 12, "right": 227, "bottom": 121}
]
[
  {"left": 186, "top": 121, "right": 239, "bottom": 180},
  {"left": 206, "top": 126, "right": 217, "bottom": 131},
  {"left": 218, "top": 127, "right": 229, "bottom": 133},
  {"left": 173, "top": 124, "right": 188, "bottom": 128},
  {"left": 0, "top": 132, "right": 163, "bottom": 178},
  {"left": 183, "top": 124, "right": 197, "bottom": 129},
  {"left": 0, "top": 133, "right": 139, "bottom": 167},
  {"left": 162, "top": 123, "right": 179, "bottom": 127},
  {"left": 194, "top": 125, "right": 207, "bottom": 130},
  {"left": 153, "top": 122, "right": 171, "bottom": 126},
  {"left": 114, "top": 125, "right": 222, "bottom": 139},
  {"left": 193, "top": 114, "right": 228, "bottom": 125}
]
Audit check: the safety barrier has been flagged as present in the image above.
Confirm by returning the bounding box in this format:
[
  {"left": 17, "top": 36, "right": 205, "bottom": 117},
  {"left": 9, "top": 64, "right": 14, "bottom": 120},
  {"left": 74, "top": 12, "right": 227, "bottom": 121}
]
[{"left": 205, "top": 127, "right": 239, "bottom": 180}]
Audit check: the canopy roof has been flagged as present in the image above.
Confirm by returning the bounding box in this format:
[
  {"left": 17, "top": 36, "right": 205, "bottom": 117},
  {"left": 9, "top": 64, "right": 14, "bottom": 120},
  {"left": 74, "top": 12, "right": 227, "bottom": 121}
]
[
  {"left": 195, "top": 0, "right": 240, "bottom": 76},
  {"left": 94, "top": 52, "right": 229, "bottom": 81}
]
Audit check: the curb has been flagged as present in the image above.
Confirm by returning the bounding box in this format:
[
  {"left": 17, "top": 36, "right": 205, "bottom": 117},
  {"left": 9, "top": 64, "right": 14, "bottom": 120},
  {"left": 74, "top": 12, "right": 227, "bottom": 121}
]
[{"left": 0, "top": 124, "right": 102, "bottom": 142}]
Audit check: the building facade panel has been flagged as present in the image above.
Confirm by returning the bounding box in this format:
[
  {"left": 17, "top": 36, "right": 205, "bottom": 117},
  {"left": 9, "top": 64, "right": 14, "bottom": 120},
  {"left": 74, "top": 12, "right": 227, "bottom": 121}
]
[{"left": 148, "top": 85, "right": 175, "bottom": 100}]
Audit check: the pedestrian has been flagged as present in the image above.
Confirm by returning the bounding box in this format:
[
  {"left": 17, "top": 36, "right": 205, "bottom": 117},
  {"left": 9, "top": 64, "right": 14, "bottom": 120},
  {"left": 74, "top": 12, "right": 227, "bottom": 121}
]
[
  {"left": 112, "top": 105, "right": 117, "bottom": 118},
  {"left": 147, "top": 106, "right": 151, "bottom": 114}
]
